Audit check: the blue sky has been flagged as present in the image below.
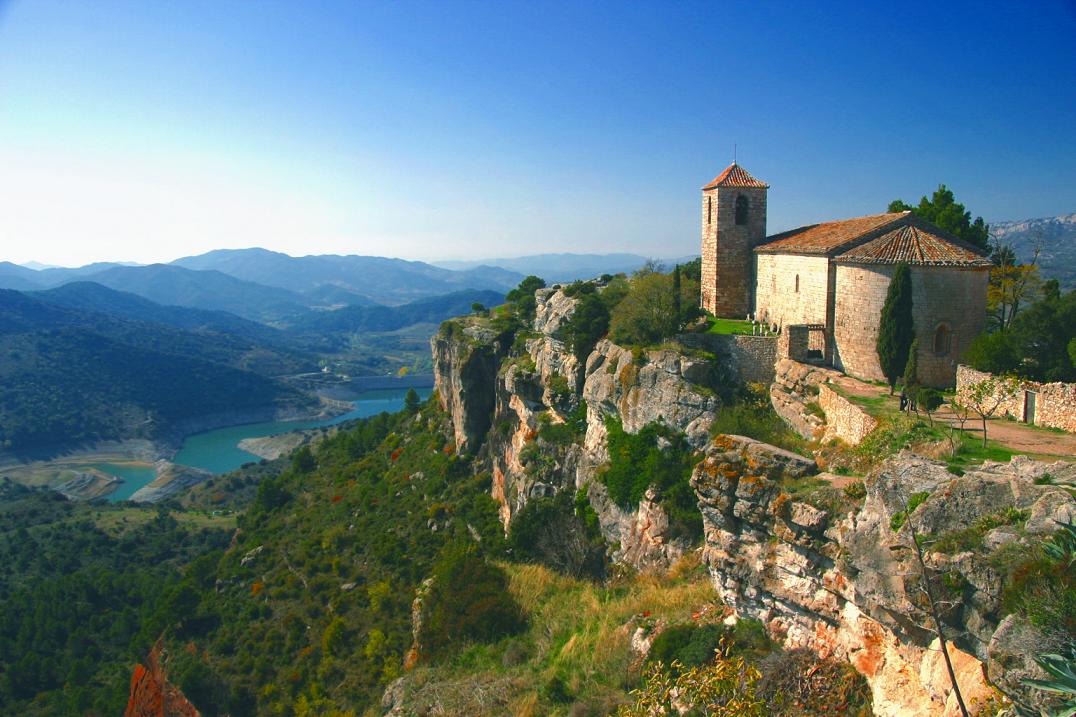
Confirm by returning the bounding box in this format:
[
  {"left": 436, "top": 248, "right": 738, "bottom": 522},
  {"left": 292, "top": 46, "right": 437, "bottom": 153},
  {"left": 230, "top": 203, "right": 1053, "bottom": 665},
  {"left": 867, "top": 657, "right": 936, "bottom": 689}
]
[{"left": 1, "top": 0, "right": 1074, "bottom": 266}]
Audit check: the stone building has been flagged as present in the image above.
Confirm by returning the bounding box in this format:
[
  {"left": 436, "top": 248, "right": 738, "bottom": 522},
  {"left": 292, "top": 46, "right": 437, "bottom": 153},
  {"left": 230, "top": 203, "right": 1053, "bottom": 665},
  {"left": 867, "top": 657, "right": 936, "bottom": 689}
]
[{"left": 700, "top": 163, "right": 992, "bottom": 386}]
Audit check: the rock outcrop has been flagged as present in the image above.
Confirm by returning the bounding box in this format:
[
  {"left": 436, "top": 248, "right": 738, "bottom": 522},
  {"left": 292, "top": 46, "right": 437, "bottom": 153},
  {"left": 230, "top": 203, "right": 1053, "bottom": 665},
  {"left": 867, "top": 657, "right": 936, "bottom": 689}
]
[
  {"left": 693, "top": 442, "right": 1076, "bottom": 716},
  {"left": 129, "top": 461, "right": 213, "bottom": 503},
  {"left": 770, "top": 358, "right": 840, "bottom": 440},
  {"left": 125, "top": 643, "right": 201, "bottom": 717},
  {"left": 432, "top": 322, "right": 513, "bottom": 454},
  {"left": 435, "top": 286, "right": 726, "bottom": 572}
]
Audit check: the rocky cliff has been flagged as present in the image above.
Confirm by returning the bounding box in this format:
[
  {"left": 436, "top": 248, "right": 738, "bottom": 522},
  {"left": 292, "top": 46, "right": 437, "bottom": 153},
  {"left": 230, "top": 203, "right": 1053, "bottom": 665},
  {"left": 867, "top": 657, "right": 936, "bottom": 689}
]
[
  {"left": 431, "top": 285, "right": 1075, "bottom": 715},
  {"left": 434, "top": 285, "right": 725, "bottom": 571},
  {"left": 693, "top": 438, "right": 1075, "bottom": 715}
]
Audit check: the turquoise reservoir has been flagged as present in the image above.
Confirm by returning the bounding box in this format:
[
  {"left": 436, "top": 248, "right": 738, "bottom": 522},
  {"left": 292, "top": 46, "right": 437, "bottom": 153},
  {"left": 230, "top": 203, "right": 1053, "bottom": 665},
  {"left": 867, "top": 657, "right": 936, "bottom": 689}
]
[{"left": 172, "top": 388, "right": 431, "bottom": 475}]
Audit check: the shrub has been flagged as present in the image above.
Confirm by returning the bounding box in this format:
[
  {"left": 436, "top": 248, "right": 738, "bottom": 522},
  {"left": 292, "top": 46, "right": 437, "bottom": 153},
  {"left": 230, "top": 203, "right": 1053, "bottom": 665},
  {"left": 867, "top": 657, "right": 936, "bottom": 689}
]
[
  {"left": 649, "top": 623, "right": 724, "bottom": 669},
  {"left": 602, "top": 417, "right": 701, "bottom": 541},
  {"left": 709, "top": 386, "right": 804, "bottom": 453},
  {"left": 508, "top": 492, "right": 607, "bottom": 579},
  {"left": 419, "top": 544, "right": 526, "bottom": 659}
]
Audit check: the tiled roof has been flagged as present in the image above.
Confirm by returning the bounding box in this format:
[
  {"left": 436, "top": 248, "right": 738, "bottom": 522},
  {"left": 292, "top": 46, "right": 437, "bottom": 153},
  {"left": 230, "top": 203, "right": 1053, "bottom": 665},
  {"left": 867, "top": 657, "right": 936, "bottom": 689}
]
[
  {"left": 755, "top": 212, "right": 908, "bottom": 255},
  {"left": 834, "top": 223, "right": 993, "bottom": 267},
  {"left": 702, "top": 163, "right": 769, "bottom": 190}
]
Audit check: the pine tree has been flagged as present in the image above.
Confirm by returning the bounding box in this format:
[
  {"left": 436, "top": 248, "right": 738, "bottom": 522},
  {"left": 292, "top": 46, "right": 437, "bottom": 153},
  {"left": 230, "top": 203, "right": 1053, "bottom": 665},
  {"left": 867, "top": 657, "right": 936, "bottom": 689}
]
[
  {"left": 876, "top": 263, "right": 915, "bottom": 394},
  {"left": 403, "top": 388, "right": 421, "bottom": 414}
]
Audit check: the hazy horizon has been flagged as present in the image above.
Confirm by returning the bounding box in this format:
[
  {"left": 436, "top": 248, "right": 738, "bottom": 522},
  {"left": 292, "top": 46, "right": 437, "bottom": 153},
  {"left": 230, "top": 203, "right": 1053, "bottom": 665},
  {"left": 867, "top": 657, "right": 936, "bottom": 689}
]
[{"left": 2, "top": 1, "right": 1074, "bottom": 267}]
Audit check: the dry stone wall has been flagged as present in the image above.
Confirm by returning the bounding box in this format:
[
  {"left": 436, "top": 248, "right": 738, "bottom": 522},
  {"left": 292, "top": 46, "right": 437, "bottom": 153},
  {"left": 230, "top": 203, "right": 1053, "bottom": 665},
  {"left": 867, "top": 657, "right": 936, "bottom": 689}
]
[
  {"left": 956, "top": 364, "right": 1076, "bottom": 433},
  {"left": 818, "top": 384, "right": 878, "bottom": 446},
  {"left": 677, "top": 332, "right": 778, "bottom": 383}
]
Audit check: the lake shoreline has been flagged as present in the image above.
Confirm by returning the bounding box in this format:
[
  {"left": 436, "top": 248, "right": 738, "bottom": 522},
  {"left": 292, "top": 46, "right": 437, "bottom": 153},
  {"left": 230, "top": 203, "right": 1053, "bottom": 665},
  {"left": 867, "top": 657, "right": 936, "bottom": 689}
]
[{"left": 0, "top": 387, "right": 429, "bottom": 500}]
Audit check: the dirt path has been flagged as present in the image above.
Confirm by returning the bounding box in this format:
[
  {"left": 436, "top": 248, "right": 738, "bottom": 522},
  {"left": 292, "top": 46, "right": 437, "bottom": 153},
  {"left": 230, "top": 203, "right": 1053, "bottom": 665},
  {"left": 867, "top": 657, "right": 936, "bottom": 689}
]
[
  {"left": 933, "top": 405, "right": 1076, "bottom": 458},
  {"left": 829, "top": 374, "right": 1076, "bottom": 459}
]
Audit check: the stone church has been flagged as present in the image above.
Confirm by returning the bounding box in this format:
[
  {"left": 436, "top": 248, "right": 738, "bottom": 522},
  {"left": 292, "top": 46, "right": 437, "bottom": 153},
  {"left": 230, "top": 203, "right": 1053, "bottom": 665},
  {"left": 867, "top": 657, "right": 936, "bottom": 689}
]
[{"left": 699, "top": 163, "right": 992, "bottom": 387}]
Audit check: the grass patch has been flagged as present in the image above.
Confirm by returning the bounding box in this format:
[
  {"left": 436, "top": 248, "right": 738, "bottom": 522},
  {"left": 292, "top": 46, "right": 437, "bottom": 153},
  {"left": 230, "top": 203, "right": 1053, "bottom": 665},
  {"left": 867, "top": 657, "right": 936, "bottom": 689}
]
[
  {"left": 704, "top": 318, "right": 756, "bottom": 336},
  {"left": 419, "top": 559, "right": 717, "bottom": 713}
]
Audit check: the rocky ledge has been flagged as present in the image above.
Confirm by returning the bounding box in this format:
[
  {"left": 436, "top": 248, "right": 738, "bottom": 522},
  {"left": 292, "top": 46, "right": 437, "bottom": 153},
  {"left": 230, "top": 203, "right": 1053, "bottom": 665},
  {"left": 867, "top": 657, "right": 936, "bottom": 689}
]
[{"left": 694, "top": 440, "right": 1075, "bottom": 716}]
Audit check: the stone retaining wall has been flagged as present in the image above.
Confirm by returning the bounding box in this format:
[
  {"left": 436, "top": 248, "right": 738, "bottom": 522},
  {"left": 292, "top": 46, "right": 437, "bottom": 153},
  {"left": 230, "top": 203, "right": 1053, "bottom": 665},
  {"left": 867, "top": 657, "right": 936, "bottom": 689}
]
[
  {"left": 956, "top": 364, "right": 1076, "bottom": 433},
  {"left": 678, "top": 332, "right": 777, "bottom": 383},
  {"left": 818, "top": 384, "right": 878, "bottom": 446}
]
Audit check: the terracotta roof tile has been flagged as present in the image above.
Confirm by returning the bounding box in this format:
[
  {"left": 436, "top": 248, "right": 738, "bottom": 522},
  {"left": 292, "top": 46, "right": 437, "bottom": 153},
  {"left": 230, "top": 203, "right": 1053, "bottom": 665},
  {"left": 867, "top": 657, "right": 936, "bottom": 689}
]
[
  {"left": 754, "top": 212, "right": 908, "bottom": 255},
  {"left": 835, "top": 223, "right": 993, "bottom": 267},
  {"left": 702, "top": 163, "right": 769, "bottom": 190}
]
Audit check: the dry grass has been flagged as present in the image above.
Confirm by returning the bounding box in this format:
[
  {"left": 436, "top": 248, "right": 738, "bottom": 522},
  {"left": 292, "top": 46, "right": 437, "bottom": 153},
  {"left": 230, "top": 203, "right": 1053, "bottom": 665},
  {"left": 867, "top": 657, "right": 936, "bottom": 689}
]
[{"left": 395, "top": 554, "right": 718, "bottom": 716}]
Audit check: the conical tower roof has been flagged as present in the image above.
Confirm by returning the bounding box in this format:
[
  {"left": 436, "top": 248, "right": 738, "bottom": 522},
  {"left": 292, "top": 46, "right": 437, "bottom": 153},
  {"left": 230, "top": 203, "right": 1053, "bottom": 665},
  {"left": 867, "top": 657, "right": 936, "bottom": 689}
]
[{"left": 702, "top": 163, "right": 769, "bottom": 190}]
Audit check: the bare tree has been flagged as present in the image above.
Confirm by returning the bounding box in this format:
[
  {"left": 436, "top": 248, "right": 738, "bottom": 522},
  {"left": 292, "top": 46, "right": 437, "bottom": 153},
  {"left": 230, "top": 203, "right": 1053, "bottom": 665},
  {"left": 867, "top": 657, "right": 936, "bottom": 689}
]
[
  {"left": 961, "top": 375, "right": 1022, "bottom": 448},
  {"left": 893, "top": 492, "right": 971, "bottom": 717}
]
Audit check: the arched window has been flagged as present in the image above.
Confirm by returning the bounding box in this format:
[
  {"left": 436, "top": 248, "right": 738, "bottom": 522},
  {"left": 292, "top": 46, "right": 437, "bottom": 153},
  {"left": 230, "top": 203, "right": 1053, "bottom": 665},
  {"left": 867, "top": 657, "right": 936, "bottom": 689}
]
[
  {"left": 707, "top": 196, "right": 712, "bottom": 225},
  {"left": 795, "top": 274, "right": 800, "bottom": 293},
  {"left": 934, "top": 324, "right": 951, "bottom": 355},
  {"left": 735, "top": 195, "right": 749, "bottom": 225}
]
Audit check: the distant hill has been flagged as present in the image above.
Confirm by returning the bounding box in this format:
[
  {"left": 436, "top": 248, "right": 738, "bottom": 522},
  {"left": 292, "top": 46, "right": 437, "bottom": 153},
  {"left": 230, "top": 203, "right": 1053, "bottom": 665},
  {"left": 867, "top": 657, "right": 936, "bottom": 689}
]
[
  {"left": 0, "top": 290, "right": 315, "bottom": 454},
  {"left": 58, "top": 264, "right": 312, "bottom": 323},
  {"left": 172, "top": 248, "right": 523, "bottom": 305},
  {"left": 32, "top": 282, "right": 297, "bottom": 350},
  {"left": 432, "top": 252, "right": 697, "bottom": 283},
  {"left": 991, "top": 213, "right": 1076, "bottom": 289},
  {"left": 289, "top": 289, "right": 506, "bottom": 335},
  {"left": 0, "top": 262, "right": 43, "bottom": 291}
]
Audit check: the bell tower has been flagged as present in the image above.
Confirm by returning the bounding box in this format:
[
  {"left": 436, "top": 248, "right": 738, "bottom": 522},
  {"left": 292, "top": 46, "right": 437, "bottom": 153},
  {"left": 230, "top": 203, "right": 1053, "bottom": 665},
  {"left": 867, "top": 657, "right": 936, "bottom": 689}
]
[{"left": 699, "top": 163, "right": 768, "bottom": 317}]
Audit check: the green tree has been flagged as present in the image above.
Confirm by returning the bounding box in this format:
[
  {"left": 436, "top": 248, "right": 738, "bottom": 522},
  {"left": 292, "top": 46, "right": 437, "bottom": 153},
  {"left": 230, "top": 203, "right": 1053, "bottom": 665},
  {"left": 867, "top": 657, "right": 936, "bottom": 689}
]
[
  {"left": 609, "top": 271, "right": 679, "bottom": 346},
  {"left": 505, "top": 275, "right": 546, "bottom": 322},
  {"left": 888, "top": 185, "right": 990, "bottom": 252},
  {"left": 902, "top": 337, "right": 920, "bottom": 392},
  {"left": 561, "top": 291, "right": 611, "bottom": 362},
  {"left": 876, "top": 263, "right": 915, "bottom": 393},
  {"left": 403, "top": 388, "right": 421, "bottom": 414},
  {"left": 672, "top": 264, "right": 682, "bottom": 329}
]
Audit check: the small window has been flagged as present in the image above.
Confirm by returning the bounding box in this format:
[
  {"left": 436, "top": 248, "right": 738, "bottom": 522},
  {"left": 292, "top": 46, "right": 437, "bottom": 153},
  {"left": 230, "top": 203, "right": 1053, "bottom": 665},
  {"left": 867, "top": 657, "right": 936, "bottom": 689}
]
[
  {"left": 707, "top": 196, "right": 712, "bottom": 225},
  {"left": 795, "top": 274, "right": 800, "bottom": 293},
  {"left": 735, "top": 195, "right": 749, "bottom": 225},
  {"left": 934, "top": 324, "right": 951, "bottom": 355}
]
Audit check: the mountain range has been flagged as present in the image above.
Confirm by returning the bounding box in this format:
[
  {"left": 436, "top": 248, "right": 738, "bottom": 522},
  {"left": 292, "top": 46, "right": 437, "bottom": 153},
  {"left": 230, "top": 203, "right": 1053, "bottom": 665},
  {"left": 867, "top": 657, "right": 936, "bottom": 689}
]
[{"left": 991, "top": 212, "right": 1076, "bottom": 289}]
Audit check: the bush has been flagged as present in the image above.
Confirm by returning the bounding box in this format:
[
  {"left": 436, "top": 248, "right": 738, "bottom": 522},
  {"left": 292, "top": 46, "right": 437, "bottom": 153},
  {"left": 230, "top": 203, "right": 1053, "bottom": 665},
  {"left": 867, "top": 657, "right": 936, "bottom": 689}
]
[
  {"left": 602, "top": 417, "right": 701, "bottom": 541},
  {"left": 709, "top": 386, "right": 804, "bottom": 453},
  {"left": 508, "top": 492, "right": 607, "bottom": 579},
  {"left": 419, "top": 544, "right": 526, "bottom": 659},
  {"left": 648, "top": 623, "right": 724, "bottom": 670}
]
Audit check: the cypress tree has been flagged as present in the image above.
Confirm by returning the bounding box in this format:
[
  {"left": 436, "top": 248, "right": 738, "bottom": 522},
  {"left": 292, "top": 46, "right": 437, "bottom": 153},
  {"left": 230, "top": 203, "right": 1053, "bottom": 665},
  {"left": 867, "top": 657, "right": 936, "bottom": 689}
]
[
  {"left": 672, "top": 264, "right": 682, "bottom": 329},
  {"left": 902, "top": 337, "right": 920, "bottom": 390},
  {"left": 876, "top": 263, "right": 915, "bottom": 393}
]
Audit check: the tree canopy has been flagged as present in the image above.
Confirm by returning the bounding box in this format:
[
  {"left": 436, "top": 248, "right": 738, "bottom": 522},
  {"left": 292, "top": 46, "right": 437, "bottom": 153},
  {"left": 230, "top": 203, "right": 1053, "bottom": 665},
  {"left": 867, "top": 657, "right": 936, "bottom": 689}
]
[{"left": 888, "top": 185, "right": 990, "bottom": 252}]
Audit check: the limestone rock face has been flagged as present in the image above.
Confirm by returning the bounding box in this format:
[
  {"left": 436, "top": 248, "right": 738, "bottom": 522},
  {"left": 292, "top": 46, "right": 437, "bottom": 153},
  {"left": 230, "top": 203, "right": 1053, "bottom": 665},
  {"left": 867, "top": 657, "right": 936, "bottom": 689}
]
[
  {"left": 439, "top": 287, "right": 725, "bottom": 572},
  {"left": 431, "top": 321, "right": 512, "bottom": 454},
  {"left": 693, "top": 444, "right": 1075, "bottom": 716},
  {"left": 770, "top": 358, "right": 840, "bottom": 440},
  {"left": 582, "top": 339, "right": 719, "bottom": 449}
]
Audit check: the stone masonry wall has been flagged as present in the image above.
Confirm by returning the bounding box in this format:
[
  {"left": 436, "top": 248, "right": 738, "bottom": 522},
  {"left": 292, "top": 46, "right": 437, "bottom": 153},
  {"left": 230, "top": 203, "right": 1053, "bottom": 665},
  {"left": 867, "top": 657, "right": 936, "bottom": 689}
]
[
  {"left": 753, "top": 253, "right": 831, "bottom": 328},
  {"left": 678, "top": 332, "right": 778, "bottom": 383},
  {"left": 701, "top": 186, "right": 766, "bottom": 317},
  {"left": 818, "top": 384, "right": 878, "bottom": 446},
  {"left": 832, "top": 263, "right": 988, "bottom": 387},
  {"left": 956, "top": 364, "right": 1076, "bottom": 433}
]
